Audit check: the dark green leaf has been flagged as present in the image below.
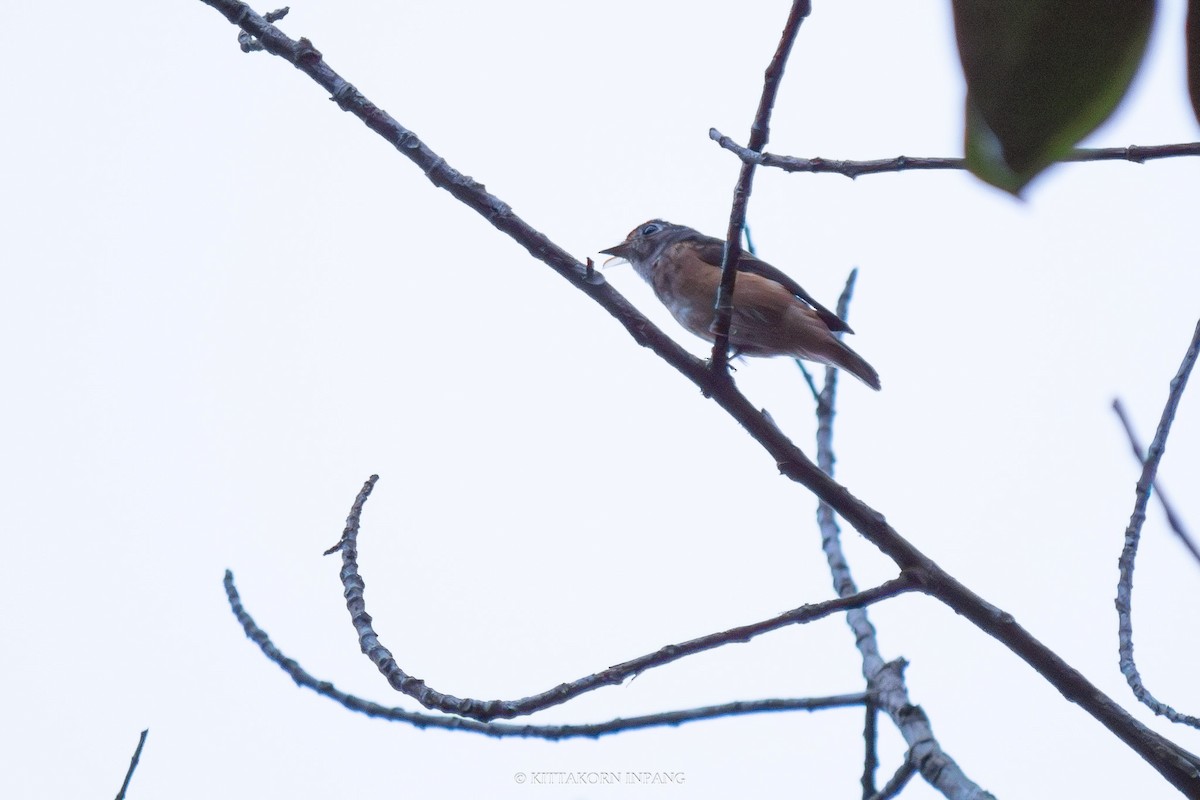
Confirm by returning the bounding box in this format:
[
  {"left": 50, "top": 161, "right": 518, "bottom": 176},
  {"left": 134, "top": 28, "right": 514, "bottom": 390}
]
[{"left": 953, "top": 0, "right": 1156, "bottom": 194}]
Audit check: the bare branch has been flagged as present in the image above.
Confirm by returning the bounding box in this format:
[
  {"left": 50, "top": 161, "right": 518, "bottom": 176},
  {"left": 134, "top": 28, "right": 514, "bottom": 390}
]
[
  {"left": 113, "top": 729, "right": 148, "bottom": 800},
  {"left": 711, "top": 1, "right": 810, "bottom": 372},
  {"left": 1116, "top": 319, "right": 1200, "bottom": 727},
  {"left": 225, "top": 569, "right": 870, "bottom": 737},
  {"left": 1111, "top": 398, "right": 1199, "bottom": 564},
  {"left": 197, "top": 0, "right": 722, "bottom": 401},
  {"left": 196, "top": 5, "right": 1200, "bottom": 791},
  {"left": 237, "top": 6, "right": 288, "bottom": 50},
  {"left": 320, "top": 475, "right": 913, "bottom": 721},
  {"left": 710, "top": 129, "right": 1200, "bottom": 178},
  {"left": 815, "top": 272, "right": 990, "bottom": 800}
]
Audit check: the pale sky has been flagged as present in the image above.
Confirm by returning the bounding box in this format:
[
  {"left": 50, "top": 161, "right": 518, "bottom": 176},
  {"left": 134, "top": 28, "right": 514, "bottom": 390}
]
[{"left": 3, "top": 2, "right": 1199, "bottom": 798}]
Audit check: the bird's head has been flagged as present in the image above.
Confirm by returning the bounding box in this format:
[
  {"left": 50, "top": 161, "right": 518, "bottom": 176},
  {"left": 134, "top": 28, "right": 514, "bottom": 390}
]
[{"left": 599, "top": 220, "right": 697, "bottom": 268}]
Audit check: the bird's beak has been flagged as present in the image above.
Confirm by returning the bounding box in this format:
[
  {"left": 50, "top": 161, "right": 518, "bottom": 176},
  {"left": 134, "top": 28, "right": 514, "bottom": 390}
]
[{"left": 599, "top": 243, "right": 630, "bottom": 267}]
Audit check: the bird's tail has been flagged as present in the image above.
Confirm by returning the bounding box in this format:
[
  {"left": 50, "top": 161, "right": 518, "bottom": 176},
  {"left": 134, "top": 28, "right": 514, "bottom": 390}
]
[{"left": 825, "top": 339, "right": 881, "bottom": 391}]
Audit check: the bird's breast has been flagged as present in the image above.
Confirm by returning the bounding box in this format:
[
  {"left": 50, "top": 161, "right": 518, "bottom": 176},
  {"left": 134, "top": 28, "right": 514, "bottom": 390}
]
[{"left": 650, "top": 253, "right": 720, "bottom": 337}]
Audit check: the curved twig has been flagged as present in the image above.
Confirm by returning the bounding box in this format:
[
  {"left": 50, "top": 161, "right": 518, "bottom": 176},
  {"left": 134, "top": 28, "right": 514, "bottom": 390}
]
[
  {"left": 322, "top": 476, "right": 914, "bottom": 722},
  {"left": 1116, "top": 320, "right": 1200, "bottom": 727},
  {"left": 225, "top": 569, "right": 872, "bottom": 737}
]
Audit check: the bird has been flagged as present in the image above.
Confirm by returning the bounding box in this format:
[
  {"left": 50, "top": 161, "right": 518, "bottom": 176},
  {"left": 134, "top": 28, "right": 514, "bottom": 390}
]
[{"left": 600, "top": 220, "right": 881, "bottom": 390}]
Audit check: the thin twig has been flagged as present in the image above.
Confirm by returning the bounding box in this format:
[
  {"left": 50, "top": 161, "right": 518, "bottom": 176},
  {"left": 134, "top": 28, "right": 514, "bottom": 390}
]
[
  {"left": 225, "top": 570, "right": 870, "bottom": 736},
  {"left": 795, "top": 360, "right": 822, "bottom": 405},
  {"left": 195, "top": 5, "right": 1200, "bottom": 791},
  {"left": 710, "top": 130, "right": 1200, "bottom": 178},
  {"left": 711, "top": 0, "right": 811, "bottom": 372},
  {"left": 1111, "top": 398, "right": 1199, "bottom": 564},
  {"left": 113, "top": 729, "right": 148, "bottom": 800},
  {"left": 321, "top": 474, "right": 377, "bottom": 556},
  {"left": 322, "top": 475, "right": 913, "bottom": 721},
  {"left": 741, "top": 222, "right": 757, "bottom": 257},
  {"left": 815, "top": 271, "right": 990, "bottom": 800},
  {"left": 866, "top": 759, "right": 918, "bottom": 800},
  {"left": 1116, "top": 319, "right": 1200, "bottom": 727},
  {"left": 862, "top": 699, "right": 879, "bottom": 800}
]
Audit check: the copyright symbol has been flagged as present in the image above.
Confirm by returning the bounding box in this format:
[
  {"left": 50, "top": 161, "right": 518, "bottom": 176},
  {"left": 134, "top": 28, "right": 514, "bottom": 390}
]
[{"left": 514, "top": 772, "right": 527, "bottom": 784}]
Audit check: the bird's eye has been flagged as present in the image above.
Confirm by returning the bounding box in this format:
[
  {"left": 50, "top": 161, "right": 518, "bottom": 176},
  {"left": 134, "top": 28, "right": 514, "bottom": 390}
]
[{"left": 640, "top": 222, "right": 662, "bottom": 236}]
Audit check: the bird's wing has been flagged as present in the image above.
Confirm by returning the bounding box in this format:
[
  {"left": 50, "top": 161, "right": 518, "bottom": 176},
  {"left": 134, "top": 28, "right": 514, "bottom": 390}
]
[
  {"left": 690, "top": 237, "right": 854, "bottom": 335},
  {"left": 709, "top": 274, "right": 800, "bottom": 356}
]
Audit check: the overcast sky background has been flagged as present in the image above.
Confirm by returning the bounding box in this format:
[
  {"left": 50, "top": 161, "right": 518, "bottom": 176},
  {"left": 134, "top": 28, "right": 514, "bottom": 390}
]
[{"left": 3, "top": 2, "right": 1199, "bottom": 798}]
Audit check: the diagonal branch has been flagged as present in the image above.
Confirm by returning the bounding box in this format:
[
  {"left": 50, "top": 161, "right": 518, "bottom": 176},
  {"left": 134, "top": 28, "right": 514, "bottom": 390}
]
[
  {"left": 113, "top": 729, "right": 148, "bottom": 800},
  {"left": 1111, "top": 398, "right": 1199, "bottom": 564},
  {"left": 711, "top": 0, "right": 811, "bottom": 372},
  {"left": 710, "top": 130, "right": 1200, "bottom": 178},
  {"left": 321, "top": 476, "right": 914, "bottom": 722},
  {"left": 1116, "top": 320, "right": 1200, "bottom": 727},
  {"left": 814, "top": 272, "right": 989, "bottom": 800},
  {"left": 196, "top": 3, "right": 1200, "bottom": 792}
]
